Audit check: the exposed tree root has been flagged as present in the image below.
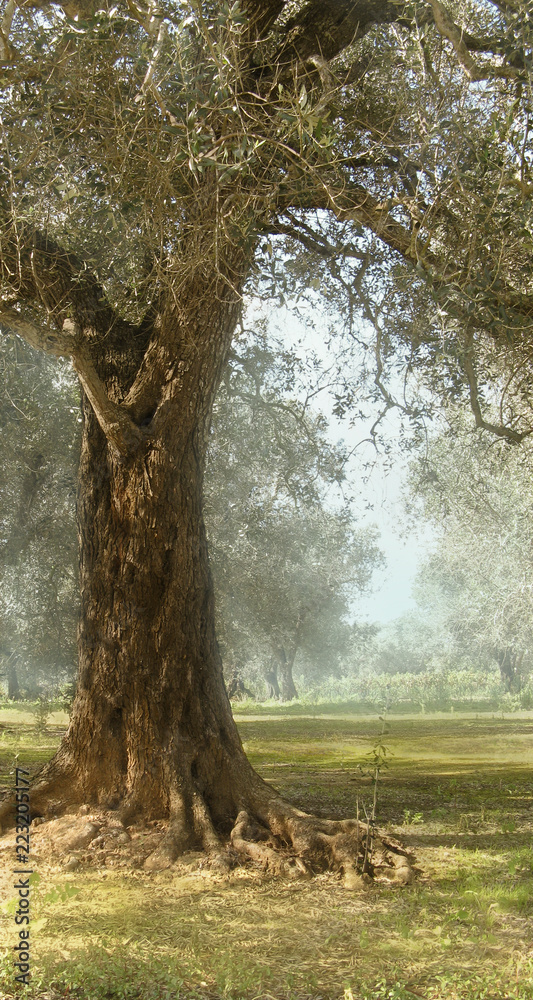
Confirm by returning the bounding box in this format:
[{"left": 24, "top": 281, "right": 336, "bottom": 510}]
[
  {"left": 140, "top": 786, "right": 230, "bottom": 872},
  {"left": 0, "top": 764, "right": 79, "bottom": 832},
  {"left": 229, "top": 800, "right": 415, "bottom": 887},
  {"left": 0, "top": 762, "right": 415, "bottom": 887},
  {"left": 231, "top": 810, "right": 310, "bottom": 877}
]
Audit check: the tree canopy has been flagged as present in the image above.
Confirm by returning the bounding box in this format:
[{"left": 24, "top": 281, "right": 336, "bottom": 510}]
[{"left": 1, "top": 0, "right": 533, "bottom": 428}]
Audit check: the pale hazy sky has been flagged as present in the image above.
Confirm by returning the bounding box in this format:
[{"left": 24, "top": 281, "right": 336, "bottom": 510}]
[{"left": 265, "top": 303, "right": 437, "bottom": 623}]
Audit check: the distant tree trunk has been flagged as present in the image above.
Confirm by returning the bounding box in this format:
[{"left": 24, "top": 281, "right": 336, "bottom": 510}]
[
  {"left": 273, "top": 645, "right": 298, "bottom": 702},
  {"left": 264, "top": 662, "right": 280, "bottom": 699},
  {"left": 7, "top": 661, "right": 20, "bottom": 701},
  {"left": 494, "top": 647, "right": 523, "bottom": 694},
  {"left": 226, "top": 663, "right": 255, "bottom": 701}
]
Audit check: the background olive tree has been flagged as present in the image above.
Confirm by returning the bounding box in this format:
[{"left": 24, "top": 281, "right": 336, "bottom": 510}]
[{"left": 406, "top": 407, "right": 533, "bottom": 694}]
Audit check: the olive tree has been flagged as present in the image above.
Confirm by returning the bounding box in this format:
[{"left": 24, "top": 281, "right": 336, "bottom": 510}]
[
  {"left": 0, "top": 0, "right": 531, "bottom": 881},
  {"left": 408, "top": 409, "right": 533, "bottom": 692}
]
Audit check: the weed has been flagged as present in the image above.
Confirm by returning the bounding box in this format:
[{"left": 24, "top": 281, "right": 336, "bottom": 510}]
[
  {"left": 31, "top": 695, "right": 52, "bottom": 733},
  {"left": 357, "top": 982, "right": 424, "bottom": 999},
  {"left": 403, "top": 808, "right": 424, "bottom": 825},
  {"left": 358, "top": 715, "right": 393, "bottom": 870},
  {"left": 501, "top": 819, "right": 517, "bottom": 833}
]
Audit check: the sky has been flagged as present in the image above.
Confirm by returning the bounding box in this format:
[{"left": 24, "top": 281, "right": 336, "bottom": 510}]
[
  {"left": 265, "top": 304, "right": 438, "bottom": 624},
  {"left": 351, "top": 465, "right": 435, "bottom": 623},
  {"left": 332, "top": 415, "right": 437, "bottom": 624}
]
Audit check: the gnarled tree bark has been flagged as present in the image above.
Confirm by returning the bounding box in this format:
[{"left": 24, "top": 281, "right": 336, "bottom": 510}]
[{"left": 0, "top": 246, "right": 411, "bottom": 883}]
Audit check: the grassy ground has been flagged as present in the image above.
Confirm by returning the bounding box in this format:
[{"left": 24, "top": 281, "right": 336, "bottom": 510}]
[{"left": 1, "top": 706, "right": 532, "bottom": 1000}]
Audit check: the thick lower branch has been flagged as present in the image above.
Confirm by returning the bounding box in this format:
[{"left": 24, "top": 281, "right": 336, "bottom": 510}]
[
  {"left": 0, "top": 0, "right": 15, "bottom": 61},
  {"left": 0, "top": 305, "right": 74, "bottom": 356},
  {"left": 274, "top": 0, "right": 398, "bottom": 65},
  {"left": 71, "top": 340, "right": 146, "bottom": 457},
  {"left": 429, "top": 0, "right": 522, "bottom": 80},
  {"left": 462, "top": 335, "right": 531, "bottom": 444},
  {"left": 0, "top": 219, "right": 118, "bottom": 332},
  {"left": 0, "top": 306, "right": 149, "bottom": 458}
]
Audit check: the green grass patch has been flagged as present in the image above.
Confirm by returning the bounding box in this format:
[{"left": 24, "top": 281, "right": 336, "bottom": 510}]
[
  {"left": 1, "top": 709, "right": 533, "bottom": 999},
  {"left": 0, "top": 701, "right": 68, "bottom": 726},
  {"left": 230, "top": 697, "right": 509, "bottom": 717}
]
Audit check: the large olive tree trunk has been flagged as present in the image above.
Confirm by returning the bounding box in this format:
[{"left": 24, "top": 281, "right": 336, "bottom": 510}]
[
  {"left": 71, "top": 398, "right": 246, "bottom": 819},
  {"left": 0, "top": 257, "right": 412, "bottom": 882},
  {"left": 25, "top": 286, "right": 271, "bottom": 865}
]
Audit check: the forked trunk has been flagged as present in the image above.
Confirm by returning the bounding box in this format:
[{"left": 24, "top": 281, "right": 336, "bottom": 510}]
[{"left": 30, "top": 292, "right": 277, "bottom": 850}]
